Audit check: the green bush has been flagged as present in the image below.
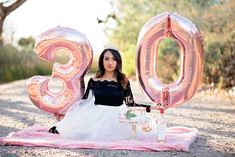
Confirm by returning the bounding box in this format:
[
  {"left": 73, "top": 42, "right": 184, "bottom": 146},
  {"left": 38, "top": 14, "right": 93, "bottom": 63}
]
[
  {"left": 121, "top": 44, "right": 136, "bottom": 77},
  {"left": 0, "top": 45, "right": 52, "bottom": 82},
  {"left": 204, "top": 39, "right": 235, "bottom": 89}
]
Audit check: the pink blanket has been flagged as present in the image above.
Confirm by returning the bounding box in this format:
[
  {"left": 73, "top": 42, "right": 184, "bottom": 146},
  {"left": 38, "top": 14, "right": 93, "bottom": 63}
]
[{"left": 0, "top": 124, "right": 198, "bottom": 151}]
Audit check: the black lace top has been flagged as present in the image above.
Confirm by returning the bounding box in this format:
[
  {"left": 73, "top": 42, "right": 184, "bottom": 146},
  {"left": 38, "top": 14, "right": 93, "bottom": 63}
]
[{"left": 82, "top": 78, "right": 150, "bottom": 112}]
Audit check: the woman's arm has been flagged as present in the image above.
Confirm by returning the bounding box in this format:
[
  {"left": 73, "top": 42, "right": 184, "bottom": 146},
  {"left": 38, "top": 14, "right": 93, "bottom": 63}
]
[
  {"left": 124, "top": 81, "right": 151, "bottom": 112},
  {"left": 82, "top": 78, "right": 93, "bottom": 99}
]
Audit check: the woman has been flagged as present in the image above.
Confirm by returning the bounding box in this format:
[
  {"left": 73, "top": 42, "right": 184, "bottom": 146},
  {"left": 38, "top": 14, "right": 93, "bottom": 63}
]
[{"left": 49, "top": 46, "right": 158, "bottom": 141}]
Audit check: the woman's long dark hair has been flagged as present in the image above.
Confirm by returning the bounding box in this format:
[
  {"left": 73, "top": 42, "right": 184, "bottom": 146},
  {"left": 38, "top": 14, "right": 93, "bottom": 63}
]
[{"left": 95, "top": 48, "right": 128, "bottom": 89}]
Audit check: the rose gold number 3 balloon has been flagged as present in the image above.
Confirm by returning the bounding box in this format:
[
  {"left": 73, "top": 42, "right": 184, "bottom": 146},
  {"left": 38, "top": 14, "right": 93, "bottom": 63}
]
[
  {"left": 27, "top": 26, "right": 93, "bottom": 116},
  {"left": 136, "top": 12, "right": 204, "bottom": 109}
]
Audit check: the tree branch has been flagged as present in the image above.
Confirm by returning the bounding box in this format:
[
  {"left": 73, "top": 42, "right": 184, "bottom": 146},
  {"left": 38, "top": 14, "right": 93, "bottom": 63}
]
[{"left": 5, "top": 0, "right": 27, "bottom": 16}]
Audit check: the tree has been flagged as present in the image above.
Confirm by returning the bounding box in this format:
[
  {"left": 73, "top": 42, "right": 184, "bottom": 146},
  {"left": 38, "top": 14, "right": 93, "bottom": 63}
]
[
  {"left": 202, "top": 0, "right": 235, "bottom": 88},
  {"left": 0, "top": 0, "right": 27, "bottom": 46},
  {"left": 101, "top": 0, "right": 235, "bottom": 88}
]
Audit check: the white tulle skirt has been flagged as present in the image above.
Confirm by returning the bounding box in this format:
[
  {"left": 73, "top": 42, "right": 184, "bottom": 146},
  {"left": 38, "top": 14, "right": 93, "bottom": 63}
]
[{"left": 56, "top": 92, "right": 158, "bottom": 141}]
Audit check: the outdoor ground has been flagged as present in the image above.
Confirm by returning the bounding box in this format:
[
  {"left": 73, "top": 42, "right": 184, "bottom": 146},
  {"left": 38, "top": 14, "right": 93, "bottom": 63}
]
[{"left": 0, "top": 76, "right": 234, "bottom": 157}]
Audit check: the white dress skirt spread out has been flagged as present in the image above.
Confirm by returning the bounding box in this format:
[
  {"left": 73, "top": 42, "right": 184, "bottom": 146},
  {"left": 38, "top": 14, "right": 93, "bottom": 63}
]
[{"left": 56, "top": 92, "right": 158, "bottom": 141}]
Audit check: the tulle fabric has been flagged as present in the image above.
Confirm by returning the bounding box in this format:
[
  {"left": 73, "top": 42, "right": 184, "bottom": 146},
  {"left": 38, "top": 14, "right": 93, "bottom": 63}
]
[{"left": 56, "top": 91, "right": 158, "bottom": 141}]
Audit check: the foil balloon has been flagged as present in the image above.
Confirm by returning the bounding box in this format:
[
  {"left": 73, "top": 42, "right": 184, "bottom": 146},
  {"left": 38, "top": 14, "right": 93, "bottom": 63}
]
[
  {"left": 27, "top": 26, "right": 93, "bottom": 117},
  {"left": 136, "top": 12, "right": 204, "bottom": 110}
]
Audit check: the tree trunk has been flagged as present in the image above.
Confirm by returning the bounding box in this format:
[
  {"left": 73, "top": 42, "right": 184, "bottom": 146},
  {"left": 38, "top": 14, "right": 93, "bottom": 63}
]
[{"left": 0, "top": 0, "right": 27, "bottom": 46}]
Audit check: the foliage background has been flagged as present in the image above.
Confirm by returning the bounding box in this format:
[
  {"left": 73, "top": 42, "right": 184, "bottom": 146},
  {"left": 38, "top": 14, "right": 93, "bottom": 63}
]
[
  {"left": 106, "top": 0, "right": 235, "bottom": 89},
  {"left": 0, "top": 0, "right": 234, "bottom": 90}
]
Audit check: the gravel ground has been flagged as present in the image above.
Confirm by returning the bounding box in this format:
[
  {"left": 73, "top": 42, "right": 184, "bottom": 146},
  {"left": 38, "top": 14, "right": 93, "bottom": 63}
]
[{"left": 0, "top": 76, "right": 235, "bottom": 157}]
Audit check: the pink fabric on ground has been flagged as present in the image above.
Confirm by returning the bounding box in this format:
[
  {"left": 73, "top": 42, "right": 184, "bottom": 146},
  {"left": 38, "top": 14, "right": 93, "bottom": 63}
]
[{"left": 0, "top": 124, "right": 198, "bottom": 151}]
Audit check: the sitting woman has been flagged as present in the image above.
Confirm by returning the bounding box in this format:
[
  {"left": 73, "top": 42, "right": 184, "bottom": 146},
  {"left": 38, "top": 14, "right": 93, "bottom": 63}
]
[{"left": 49, "top": 46, "right": 158, "bottom": 141}]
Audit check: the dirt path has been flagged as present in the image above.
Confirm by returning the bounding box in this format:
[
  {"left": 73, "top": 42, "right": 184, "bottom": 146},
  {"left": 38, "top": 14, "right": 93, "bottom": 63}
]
[{"left": 0, "top": 77, "right": 234, "bottom": 157}]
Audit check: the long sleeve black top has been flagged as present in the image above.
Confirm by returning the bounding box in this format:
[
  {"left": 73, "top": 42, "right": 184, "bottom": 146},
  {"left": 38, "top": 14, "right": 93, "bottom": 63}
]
[{"left": 82, "top": 78, "right": 150, "bottom": 112}]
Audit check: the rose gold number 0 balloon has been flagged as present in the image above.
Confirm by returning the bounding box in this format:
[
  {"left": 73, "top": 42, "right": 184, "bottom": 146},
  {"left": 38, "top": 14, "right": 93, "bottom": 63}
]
[
  {"left": 27, "top": 26, "right": 93, "bottom": 116},
  {"left": 136, "top": 12, "right": 204, "bottom": 109}
]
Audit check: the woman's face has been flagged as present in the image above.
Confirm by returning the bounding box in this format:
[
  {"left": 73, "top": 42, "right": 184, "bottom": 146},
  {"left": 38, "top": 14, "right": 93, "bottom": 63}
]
[{"left": 103, "top": 50, "right": 117, "bottom": 73}]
